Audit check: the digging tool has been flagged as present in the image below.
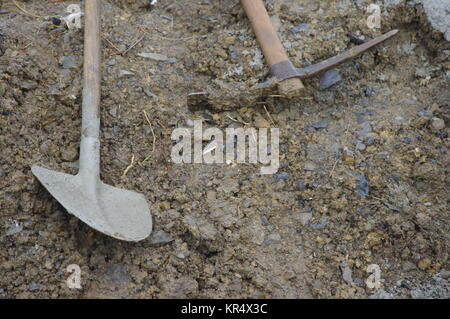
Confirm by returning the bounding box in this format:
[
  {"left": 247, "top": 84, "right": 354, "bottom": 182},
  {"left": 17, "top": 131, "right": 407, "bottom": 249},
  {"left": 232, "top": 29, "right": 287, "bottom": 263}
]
[
  {"left": 241, "top": 0, "right": 305, "bottom": 97},
  {"left": 187, "top": 29, "right": 398, "bottom": 110},
  {"left": 32, "top": 0, "right": 152, "bottom": 242},
  {"left": 240, "top": 0, "right": 399, "bottom": 95},
  {"left": 188, "top": 4, "right": 398, "bottom": 111}
]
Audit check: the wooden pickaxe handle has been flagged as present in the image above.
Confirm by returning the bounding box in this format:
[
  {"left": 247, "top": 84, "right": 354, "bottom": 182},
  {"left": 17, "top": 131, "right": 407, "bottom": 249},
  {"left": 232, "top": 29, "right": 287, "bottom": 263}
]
[{"left": 241, "top": 0, "right": 305, "bottom": 97}]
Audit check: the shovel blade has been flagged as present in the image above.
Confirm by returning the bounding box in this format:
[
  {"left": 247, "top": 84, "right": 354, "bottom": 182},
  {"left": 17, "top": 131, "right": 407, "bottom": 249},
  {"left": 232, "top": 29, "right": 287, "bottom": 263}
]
[{"left": 32, "top": 165, "right": 152, "bottom": 242}]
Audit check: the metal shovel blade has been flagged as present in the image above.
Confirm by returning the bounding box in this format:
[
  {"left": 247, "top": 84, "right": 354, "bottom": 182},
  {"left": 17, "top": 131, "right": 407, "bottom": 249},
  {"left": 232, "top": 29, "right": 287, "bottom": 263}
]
[{"left": 32, "top": 165, "right": 152, "bottom": 242}]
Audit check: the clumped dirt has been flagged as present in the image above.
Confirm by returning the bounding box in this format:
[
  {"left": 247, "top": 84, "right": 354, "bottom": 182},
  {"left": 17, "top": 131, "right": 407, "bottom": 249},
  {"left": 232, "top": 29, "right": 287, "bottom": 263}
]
[{"left": 0, "top": 0, "right": 448, "bottom": 298}]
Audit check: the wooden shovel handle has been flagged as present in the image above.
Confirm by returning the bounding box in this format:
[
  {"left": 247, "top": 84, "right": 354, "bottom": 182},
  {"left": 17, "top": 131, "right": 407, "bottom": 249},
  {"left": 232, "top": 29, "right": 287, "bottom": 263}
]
[
  {"left": 82, "top": 0, "right": 101, "bottom": 138},
  {"left": 241, "top": 0, "right": 304, "bottom": 96}
]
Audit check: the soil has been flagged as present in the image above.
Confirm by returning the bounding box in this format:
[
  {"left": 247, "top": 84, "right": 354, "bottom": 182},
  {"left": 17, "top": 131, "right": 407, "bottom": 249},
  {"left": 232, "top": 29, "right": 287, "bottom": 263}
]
[{"left": 0, "top": 0, "right": 448, "bottom": 299}]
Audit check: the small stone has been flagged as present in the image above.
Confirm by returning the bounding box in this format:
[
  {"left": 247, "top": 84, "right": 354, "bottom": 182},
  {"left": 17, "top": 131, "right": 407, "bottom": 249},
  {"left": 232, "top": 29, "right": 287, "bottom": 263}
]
[
  {"left": 299, "top": 213, "right": 312, "bottom": 226},
  {"left": 356, "top": 142, "right": 366, "bottom": 151},
  {"left": 51, "top": 17, "right": 61, "bottom": 25},
  {"left": 183, "top": 215, "right": 218, "bottom": 241},
  {"left": 418, "top": 110, "right": 433, "bottom": 118},
  {"left": 131, "top": 269, "right": 147, "bottom": 284},
  {"left": 319, "top": 69, "right": 342, "bottom": 90},
  {"left": 148, "top": 230, "right": 173, "bottom": 246},
  {"left": 63, "top": 33, "right": 71, "bottom": 43},
  {"left": 418, "top": 258, "right": 431, "bottom": 270},
  {"left": 21, "top": 81, "right": 37, "bottom": 90},
  {"left": 60, "top": 55, "right": 76, "bottom": 69},
  {"left": 61, "top": 147, "right": 78, "bottom": 162},
  {"left": 4, "top": 223, "right": 23, "bottom": 236},
  {"left": 223, "top": 36, "right": 236, "bottom": 45},
  {"left": 355, "top": 172, "right": 370, "bottom": 196},
  {"left": 290, "top": 23, "right": 309, "bottom": 34},
  {"left": 137, "top": 52, "right": 168, "bottom": 61},
  {"left": 402, "top": 261, "right": 417, "bottom": 272},
  {"left": 297, "top": 180, "right": 306, "bottom": 190},
  {"left": 363, "top": 86, "right": 376, "bottom": 97},
  {"left": 29, "top": 283, "right": 40, "bottom": 291},
  {"left": 353, "top": 278, "right": 364, "bottom": 285},
  {"left": 273, "top": 172, "right": 289, "bottom": 181},
  {"left": 309, "top": 217, "right": 329, "bottom": 230},
  {"left": 260, "top": 216, "right": 270, "bottom": 226},
  {"left": 119, "top": 70, "right": 134, "bottom": 77},
  {"left": 311, "top": 119, "right": 330, "bottom": 130},
  {"left": 107, "top": 58, "right": 116, "bottom": 66},
  {"left": 431, "top": 117, "right": 445, "bottom": 131},
  {"left": 366, "top": 137, "right": 375, "bottom": 145},
  {"left": 359, "top": 122, "right": 373, "bottom": 137},
  {"left": 144, "top": 89, "right": 157, "bottom": 98},
  {"left": 112, "top": 126, "right": 120, "bottom": 135},
  {"left": 109, "top": 106, "right": 118, "bottom": 117},
  {"left": 304, "top": 162, "right": 316, "bottom": 171},
  {"left": 263, "top": 233, "right": 281, "bottom": 246},
  {"left": 341, "top": 262, "right": 353, "bottom": 284}
]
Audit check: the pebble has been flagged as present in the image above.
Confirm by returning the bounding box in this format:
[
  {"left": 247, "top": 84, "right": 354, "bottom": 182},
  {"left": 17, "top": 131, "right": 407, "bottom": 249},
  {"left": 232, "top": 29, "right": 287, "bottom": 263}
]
[
  {"left": 340, "top": 262, "right": 353, "bottom": 284},
  {"left": 347, "top": 33, "right": 366, "bottom": 44},
  {"left": 4, "top": 223, "right": 23, "bottom": 236},
  {"left": 418, "top": 258, "right": 431, "bottom": 270},
  {"left": 319, "top": 69, "right": 342, "bottom": 90},
  {"left": 402, "top": 261, "right": 417, "bottom": 272},
  {"left": 29, "top": 283, "right": 40, "bottom": 291},
  {"left": 355, "top": 172, "right": 370, "bottom": 196},
  {"left": 144, "top": 89, "right": 157, "bottom": 98},
  {"left": 112, "top": 126, "right": 120, "bottom": 135},
  {"left": 303, "top": 162, "right": 316, "bottom": 171},
  {"left": 290, "top": 23, "right": 309, "bottom": 34},
  {"left": 262, "top": 233, "right": 281, "bottom": 246},
  {"left": 183, "top": 215, "right": 218, "bottom": 241},
  {"left": 119, "top": 70, "right": 134, "bottom": 77},
  {"left": 260, "top": 216, "right": 270, "bottom": 226},
  {"left": 109, "top": 106, "right": 118, "bottom": 117},
  {"left": 60, "top": 55, "right": 76, "bottom": 69},
  {"left": 137, "top": 52, "right": 168, "bottom": 62},
  {"left": 366, "top": 137, "right": 375, "bottom": 145},
  {"left": 299, "top": 213, "right": 312, "bottom": 226},
  {"left": 356, "top": 142, "right": 366, "bottom": 151},
  {"left": 378, "top": 151, "right": 389, "bottom": 160},
  {"left": 418, "top": 110, "right": 433, "bottom": 118},
  {"left": 311, "top": 119, "right": 330, "bottom": 130},
  {"left": 431, "top": 117, "right": 445, "bottom": 131},
  {"left": 51, "top": 17, "right": 61, "bottom": 25},
  {"left": 273, "top": 172, "right": 289, "bottom": 181},
  {"left": 353, "top": 278, "right": 364, "bottom": 285},
  {"left": 61, "top": 147, "right": 78, "bottom": 162},
  {"left": 148, "top": 230, "right": 173, "bottom": 246},
  {"left": 297, "top": 180, "right": 306, "bottom": 190},
  {"left": 363, "top": 86, "right": 376, "bottom": 97},
  {"left": 359, "top": 122, "right": 373, "bottom": 137},
  {"left": 309, "top": 217, "right": 329, "bottom": 230}
]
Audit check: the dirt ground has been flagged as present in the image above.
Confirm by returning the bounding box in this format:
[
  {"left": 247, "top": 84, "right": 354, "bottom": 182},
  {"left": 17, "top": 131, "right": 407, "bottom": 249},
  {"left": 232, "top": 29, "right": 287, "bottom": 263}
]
[{"left": 0, "top": 0, "right": 448, "bottom": 299}]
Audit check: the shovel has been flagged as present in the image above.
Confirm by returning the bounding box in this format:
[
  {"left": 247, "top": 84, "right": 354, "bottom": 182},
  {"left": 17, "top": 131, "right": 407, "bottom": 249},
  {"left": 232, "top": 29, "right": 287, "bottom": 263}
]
[{"left": 32, "top": 0, "right": 152, "bottom": 242}]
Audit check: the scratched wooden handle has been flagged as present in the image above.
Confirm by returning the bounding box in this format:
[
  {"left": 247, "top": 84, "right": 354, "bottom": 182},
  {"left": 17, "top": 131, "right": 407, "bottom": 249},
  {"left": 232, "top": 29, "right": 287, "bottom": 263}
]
[{"left": 241, "top": 0, "right": 305, "bottom": 97}]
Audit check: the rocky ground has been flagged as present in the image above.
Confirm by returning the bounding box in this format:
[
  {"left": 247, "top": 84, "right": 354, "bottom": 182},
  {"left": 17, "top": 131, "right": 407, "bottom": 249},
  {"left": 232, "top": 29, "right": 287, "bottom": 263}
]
[{"left": 0, "top": 0, "right": 448, "bottom": 298}]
